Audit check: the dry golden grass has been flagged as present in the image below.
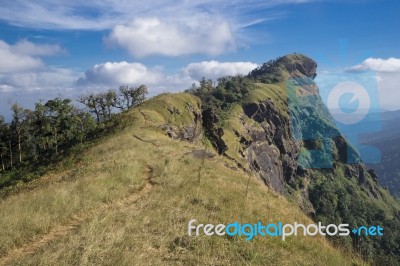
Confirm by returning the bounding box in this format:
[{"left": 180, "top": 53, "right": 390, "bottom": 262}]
[{"left": 0, "top": 93, "right": 363, "bottom": 265}]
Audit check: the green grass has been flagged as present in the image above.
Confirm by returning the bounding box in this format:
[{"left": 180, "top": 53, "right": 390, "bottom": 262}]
[
  {"left": 245, "top": 82, "right": 289, "bottom": 118},
  {"left": 0, "top": 93, "right": 363, "bottom": 265},
  {"left": 220, "top": 82, "right": 289, "bottom": 168}
]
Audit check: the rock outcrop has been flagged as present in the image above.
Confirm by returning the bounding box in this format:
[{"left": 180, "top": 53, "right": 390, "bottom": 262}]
[
  {"left": 147, "top": 54, "right": 400, "bottom": 263},
  {"left": 200, "top": 54, "right": 385, "bottom": 206}
]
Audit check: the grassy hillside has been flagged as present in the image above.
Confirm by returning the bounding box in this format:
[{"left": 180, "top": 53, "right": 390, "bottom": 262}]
[
  {"left": 0, "top": 93, "right": 361, "bottom": 265},
  {"left": 202, "top": 59, "right": 400, "bottom": 264}
]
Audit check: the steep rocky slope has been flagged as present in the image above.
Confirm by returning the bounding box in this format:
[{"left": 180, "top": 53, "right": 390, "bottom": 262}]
[
  {"left": 0, "top": 93, "right": 361, "bottom": 265},
  {"left": 197, "top": 54, "right": 400, "bottom": 264},
  {"left": 0, "top": 54, "right": 399, "bottom": 265}
]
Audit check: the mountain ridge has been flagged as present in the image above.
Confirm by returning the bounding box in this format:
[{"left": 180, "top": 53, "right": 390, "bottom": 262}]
[
  {"left": 190, "top": 53, "right": 400, "bottom": 263},
  {"left": 0, "top": 54, "right": 399, "bottom": 264}
]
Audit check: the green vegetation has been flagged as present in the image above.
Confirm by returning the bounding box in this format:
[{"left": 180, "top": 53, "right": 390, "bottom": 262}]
[
  {"left": 248, "top": 56, "right": 287, "bottom": 83},
  {"left": 187, "top": 76, "right": 256, "bottom": 125},
  {"left": 186, "top": 76, "right": 256, "bottom": 154},
  {"left": 186, "top": 54, "right": 400, "bottom": 264},
  {"left": 308, "top": 166, "right": 400, "bottom": 264},
  {"left": 245, "top": 82, "right": 289, "bottom": 117},
  {"left": 0, "top": 93, "right": 361, "bottom": 265},
  {"left": 1, "top": 54, "right": 399, "bottom": 265},
  {"left": 0, "top": 85, "right": 148, "bottom": 191},
  {"left": 362, "top": 133, "right": 400, "bottom": 198}
]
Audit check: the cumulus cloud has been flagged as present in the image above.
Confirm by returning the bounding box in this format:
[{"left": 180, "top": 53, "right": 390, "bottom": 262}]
[
  {"left": 319, "top": 58, "right": 400, "bottom": 111},
  {"left": 0, "top": 66, "right": 80, "bottom": 120},
  {"left": 0, "top": 39, "right": 63, "bottom": 74},
  {"left": 347, "top": 57, "right": 400, "bottom": 73},
  {"left": 183, "top": 60, "right": 258, "bottom": 80},
  {"left": 0, "top": 68, "right": 77, "bottom": 91},
  {"left": 77, "top": 61, "right": 165, "bottom": 87},
  {"left": 0, "top": 1, "right": 316, "bottom": 57},
  {"left": 76, "top": 61, "right": 195, "bottom": 94},
  {"left": 76, "top": 60, "right": 258, "bottom": 92},
  {"left": 345, "top": 57, "right": 400, "bottom": 110},
  {"left": 0, "top": 69, "right": 79, "bottom": 103},
  {"left": 106, "top": 17, "right": 235, "bottom": 57},
  {"left": 0, "top": 39, "right": 74, "bottom": 94},
  {"left": 0, "top": 40, "right": 43, "bottom": 73}
]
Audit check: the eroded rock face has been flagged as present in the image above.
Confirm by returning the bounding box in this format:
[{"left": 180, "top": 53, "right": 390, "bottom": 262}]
[
  {"left": 247, "top": 142, "right": 284, "bottom": 193},
  {"left": 162, "top": 54, "right": 384, "bottom": 204},
  {"left": 161, "top": 103, "right": 202, "bottom": 143},
  {"left": 202, "top": 108, "right": 228, "bottom": 154},
  {"left": 242, "top": 99, "right": 300, "bottom": 193},
  {"left": 161, "top": 124, "right": 199, "bottom": 142},
  {"left": 158, "top": 55, "right": 399, "bottom": 262}
]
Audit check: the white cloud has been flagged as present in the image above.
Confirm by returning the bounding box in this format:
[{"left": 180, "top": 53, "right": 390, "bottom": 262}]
[
  {"left": 0, "top": 84, "right": 14, "bottom": 93},
  {"left": 346, "top": 57, "right": 400, "bottom": 110},
  {"left": 0, "top": 1, "right": 317, "bottom": 57},
  {"left": 0, "top": 67, "right": 80, "bottom": 120},
  {"left": 347, "top": 57, "right": 400, "bottom": 73},
  {"left": 0, "top": 39, "right": 63, "bottom": 74},
  {"left": 0, "top": 0, "right": 315, "bottom": 30},
  {"left": 183, "top": 60, "right": 258, "bottom": 80},
  {"left": 375, "top": 72, "right": 400, "bottom": 110},
  {"left": 76, "top": 61, "right": 195, "bottom": 94},
  {"left": 76, "top": 60, "right": 258, "bottom": 93},
  {"left": 77, "top": 61, "right": 165, "bottom": 87},
  {"left": 0, "top": 68, "right": 77, "bottom": 92},
  {"left": 319, "top": 58, "right": 400, "bottom": 111},
  {"left": 106, "top": 17, "right": 235, "bottom": 57},
  {"left": 0, "top": 39, "right": 74, "bottom": 94},
  {"left": 0, "top": 40, "right": 43, "bottom": 73},
  {"left": 12, "top": 39, "right": 64, "bottom": 56}
]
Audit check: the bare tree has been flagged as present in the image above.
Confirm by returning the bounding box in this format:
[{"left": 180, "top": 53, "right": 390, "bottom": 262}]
[
  {"left": 118, "top": 85, "right": 148, "bottom": 109},
  {"left": 78, "top": 93, "right": 101, "bottom": 123}
]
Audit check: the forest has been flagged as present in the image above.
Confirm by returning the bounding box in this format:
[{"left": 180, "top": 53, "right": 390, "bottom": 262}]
[{"left": 0, "top": 85, "right": 148, "bottom": 189}]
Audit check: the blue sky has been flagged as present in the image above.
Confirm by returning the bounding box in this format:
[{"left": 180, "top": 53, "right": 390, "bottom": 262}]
[{"left": 0, "top": 0, "right": 399, "bottom": 119}]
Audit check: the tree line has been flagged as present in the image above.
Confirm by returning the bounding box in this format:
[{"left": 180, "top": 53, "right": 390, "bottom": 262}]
[{"left": 0, "top": 85, "right": 148, "bottom": 187}]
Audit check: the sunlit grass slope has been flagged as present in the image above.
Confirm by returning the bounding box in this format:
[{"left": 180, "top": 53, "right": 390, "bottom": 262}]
[{"left": 0, "top": 93, "right": 362, "bottom": 265}]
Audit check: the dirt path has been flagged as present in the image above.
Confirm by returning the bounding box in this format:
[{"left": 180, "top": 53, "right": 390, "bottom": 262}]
[
  {"left": 138, "top": 108, "right": 148, "bottom": 125},
  {"left": 0, "top": 165, "right": 155, "bottom": 265},
  {"left": 132, "top": 134, "right": 160, "bottom": 147}
]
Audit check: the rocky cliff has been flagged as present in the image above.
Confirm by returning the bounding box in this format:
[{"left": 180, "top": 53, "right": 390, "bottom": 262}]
[{"left": 164, "top": 54, "right": 400, "bottom": 264}]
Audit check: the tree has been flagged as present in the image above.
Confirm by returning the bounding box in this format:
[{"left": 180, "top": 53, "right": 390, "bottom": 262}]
[
  {"left": 78, "top": 86, "right": 148, "bottom": 122},
  {"left": 117, "top": 85, "right": 148, "bottom": 110},
  {"left": 104, "top": 90, "right": 117, "bottom": 120},
  {"left": 0, "top": 115, "right": 9, "bottom": 171},
  {"left": 130, "top": 85, "right": 148, "bottom": 107},
  {"left": 117, "top": 86, "right": 132, "bottom": 110},
  {"left": 199, "top": 77, "right": 213, "bottom": 94},
  {"left": 21, "top": 108, "right": 37, "bottom": 161},
  {"left": 78, "top": 93, "right": 102, "bottom": 123},
  {"left": 11, "top": 103, "right": 26, "bottom": 164},
  {"left": 31, "top": 100, "right": 49, "bottom": 156},
  {"left": 72, "top": 109, "right": 96, "bottom": 145},
  {"left": 44, "top": 98, "right": 77, "bottom": 155},
  {"left": 78, "top": 90, "right": 120, "bottom": 122}
]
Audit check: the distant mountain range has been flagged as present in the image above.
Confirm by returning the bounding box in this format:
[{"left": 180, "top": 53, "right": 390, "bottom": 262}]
[{"left": 359, "top": 109, "right": 400, "bottom": 198}]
